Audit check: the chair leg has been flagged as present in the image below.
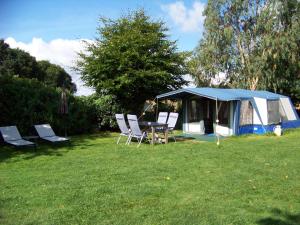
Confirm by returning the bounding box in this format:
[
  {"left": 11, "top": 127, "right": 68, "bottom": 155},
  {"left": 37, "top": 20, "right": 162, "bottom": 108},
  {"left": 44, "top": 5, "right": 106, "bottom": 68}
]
[
  {"left": 125, "top": 135, "right": 131, "bottom": 145},
  {"left": 127, "top": 136, "right": 133, "bottom": 145},
  {"left": 173, "top": 135, "right": 176, "bottom": 142},
  {"left": 117, "top": 135, "right": 122, "bottom": 144},
  {"left": 137, "top": 137, "right": 143, "bottom": 148},
  {"left": 137, "top": 132, "right": 146, "bottom": 148}
]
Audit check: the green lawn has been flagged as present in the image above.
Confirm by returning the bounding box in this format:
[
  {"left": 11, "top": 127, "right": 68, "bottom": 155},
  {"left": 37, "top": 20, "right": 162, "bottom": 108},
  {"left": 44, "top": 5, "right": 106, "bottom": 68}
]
[{"left": 1, "top": 130, "right": 300, "bottom": 225}]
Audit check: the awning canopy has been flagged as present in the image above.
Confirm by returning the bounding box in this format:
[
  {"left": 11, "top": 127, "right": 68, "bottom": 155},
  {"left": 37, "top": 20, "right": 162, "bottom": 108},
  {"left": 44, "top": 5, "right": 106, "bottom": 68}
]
[{"left": 156, "top": 87, "right": 286, "bottom": 101}]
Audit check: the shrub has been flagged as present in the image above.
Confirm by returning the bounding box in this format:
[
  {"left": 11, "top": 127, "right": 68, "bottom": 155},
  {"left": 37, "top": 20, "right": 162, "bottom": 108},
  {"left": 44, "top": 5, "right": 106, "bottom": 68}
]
[
  {"left": 92, "top": 94, "right": 122, "bottom": 130},
  {"left": 0, "top": 76, "right": 102, "bottom": 135}
]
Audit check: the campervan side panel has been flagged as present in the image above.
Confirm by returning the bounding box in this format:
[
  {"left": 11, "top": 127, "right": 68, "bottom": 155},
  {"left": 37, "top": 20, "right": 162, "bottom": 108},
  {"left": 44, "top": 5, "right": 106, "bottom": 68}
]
[
  {"left": 254, "top": 97, "right": 268, "bottom": 125},
  {"left": 280, "top": 98, "right": 297, "bottom": 120}
]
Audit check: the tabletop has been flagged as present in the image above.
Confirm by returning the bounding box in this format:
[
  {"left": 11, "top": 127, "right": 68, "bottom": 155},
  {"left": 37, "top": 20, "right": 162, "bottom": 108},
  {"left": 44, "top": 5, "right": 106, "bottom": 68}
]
[{"left": 139, "top": 121, "right": 168, "bottom": 127}]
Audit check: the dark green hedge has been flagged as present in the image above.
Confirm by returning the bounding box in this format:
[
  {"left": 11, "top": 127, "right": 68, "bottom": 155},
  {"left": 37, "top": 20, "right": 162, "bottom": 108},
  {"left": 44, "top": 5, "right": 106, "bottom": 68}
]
[{"left": 0, "top": 76, "right": 119, "bottom": 136}]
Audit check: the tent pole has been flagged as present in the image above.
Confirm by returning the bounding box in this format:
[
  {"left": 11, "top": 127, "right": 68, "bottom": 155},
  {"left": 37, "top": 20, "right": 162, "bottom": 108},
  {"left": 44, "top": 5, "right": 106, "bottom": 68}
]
[
  {"left": 156, "top": 98, "right": 159, "bottom": 120},
  {"left": 216, "top": 98, "right": 220, "bottom": 146},
  {"left": 138, "top": 98, "right": 157, "bottom": 120},
  {"left": 216, "top": 98, "right": 218, "bottom": 123}
]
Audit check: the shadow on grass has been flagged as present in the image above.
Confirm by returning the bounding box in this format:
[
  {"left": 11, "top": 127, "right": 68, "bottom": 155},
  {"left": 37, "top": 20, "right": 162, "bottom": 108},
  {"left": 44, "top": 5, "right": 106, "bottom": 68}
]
[
  {"left": 0, "top": 144, "right": 65, "bottom": 163},
  {"left": 0, "top": 132, "right": 112, "bottom": 163},
  {"left": 258, "top": 208, "right": 300, "bottom": 225},
  {"left": 174, "top": 135, "right": 219, "bottom": 143},
  {"left": 70, "top": 131, "right": 111, "bottom": 144},
  {"left": 174, "top": 136, "right": 196, "bottom": 142}
]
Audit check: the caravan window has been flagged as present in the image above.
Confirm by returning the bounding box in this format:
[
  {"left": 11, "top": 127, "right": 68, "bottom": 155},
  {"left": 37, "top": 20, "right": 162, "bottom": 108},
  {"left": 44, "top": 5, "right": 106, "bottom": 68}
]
[
  {"left": 240, "top": 100, "right": 253, "bottom": 125},
  {"left": 279, "top": 101, "right": 288, "bottom": 121},
  {"left": 280, "top": 98, "right": 297, "bottom": 120},
  {"left": 217, "top": 101, "right": 230, "bottom": 125},
  {"left": 267, "top": 100, "right": 281, "bottom": 124},
  {"left": 188, "top": 99, "right": 201, "bottom": 122}
]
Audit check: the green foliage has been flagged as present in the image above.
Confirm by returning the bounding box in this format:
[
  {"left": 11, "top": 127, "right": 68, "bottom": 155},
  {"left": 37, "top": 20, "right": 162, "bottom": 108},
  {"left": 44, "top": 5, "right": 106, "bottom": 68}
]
[
  {"left": 0, "top": 76, "right": 97, "bottom": 135},
  {"left": 0, "top": 40, "right": 42, "bottom": 80},
  {"left": 38, "top": 60, "right": 77, "bottom": 93},
  {"left": 191, "top": 0, "right": 300, "bottom": 102},
  {"left": 0, "top": 40, "right": 76, "bottom": 93},
  {"left": 92, "top": 94, "right": 122, "bottom": 130},
  {"left": 0, "top": 76, "right": 122, "bottom": 134},
  {"left": 65, "top": 95, "right": 99, "bottom": 134},
  {"left": 77, "top": 9, "right": 188, "bottom": 112}
]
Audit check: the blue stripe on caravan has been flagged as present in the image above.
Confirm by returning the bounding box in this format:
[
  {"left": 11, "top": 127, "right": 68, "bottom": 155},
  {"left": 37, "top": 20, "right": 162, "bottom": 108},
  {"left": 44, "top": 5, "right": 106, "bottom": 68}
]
[
  {"left": 239, "top": 125, "right": 266, "bottom": 135},
  {"left": 239, "top": 121, "right": 300, "bottom": 135}
]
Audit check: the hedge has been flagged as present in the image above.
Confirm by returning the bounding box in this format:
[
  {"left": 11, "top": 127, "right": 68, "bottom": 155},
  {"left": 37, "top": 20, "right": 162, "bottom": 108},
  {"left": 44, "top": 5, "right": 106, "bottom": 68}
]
[{"left": 0, "top": 76, "right": 119, "bottom": 136}]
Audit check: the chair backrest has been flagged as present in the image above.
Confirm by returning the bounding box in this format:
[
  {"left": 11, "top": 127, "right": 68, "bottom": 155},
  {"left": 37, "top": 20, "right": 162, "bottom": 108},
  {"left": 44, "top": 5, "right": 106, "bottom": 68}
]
[
  {"left": 157, "top": 112, "right": 168, "bottom": 124},
  {"left": 34, "top": 124, "right": 56, "bottom": 138},
  {"left": 127, "top": 114, "right": 142, "bottom": 136},
  {"left": 115, "top": 114, "right": 130, "bottom": 134},
  {"left": 0, "top": 126, "right": 22, "bottom": 141},
  {"left": 167, "top": 112, "right": 179, "bottom": 130}
]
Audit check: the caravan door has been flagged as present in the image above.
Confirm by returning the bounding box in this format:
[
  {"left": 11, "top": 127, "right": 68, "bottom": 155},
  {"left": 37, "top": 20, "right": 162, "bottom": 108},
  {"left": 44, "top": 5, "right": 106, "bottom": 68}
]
[{"left": 186, "top": 98, "right": 205, "bottom": 134}]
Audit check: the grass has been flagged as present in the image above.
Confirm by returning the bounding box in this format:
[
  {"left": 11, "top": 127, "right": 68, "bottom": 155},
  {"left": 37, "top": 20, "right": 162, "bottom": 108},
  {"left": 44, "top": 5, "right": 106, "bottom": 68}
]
[{"left": 0, "top": 130, "right": 300, "bottom": 225}]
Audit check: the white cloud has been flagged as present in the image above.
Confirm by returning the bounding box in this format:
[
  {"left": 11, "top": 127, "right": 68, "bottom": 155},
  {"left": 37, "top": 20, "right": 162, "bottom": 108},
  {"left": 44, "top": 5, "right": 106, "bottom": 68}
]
[
  {"left": 4, "top": 37, "right": 94, "bottom": 96},
  {"left": 162, "top": 1, "right": 206, "bottom": 32}
]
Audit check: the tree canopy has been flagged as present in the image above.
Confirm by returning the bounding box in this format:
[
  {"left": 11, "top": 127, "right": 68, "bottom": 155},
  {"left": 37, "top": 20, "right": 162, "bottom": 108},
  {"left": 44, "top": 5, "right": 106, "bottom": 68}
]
[
  {"left": 0, "top": 40, "right": 42, "bottom": 80},
  {"left": 38, "top": 60, "right": 76, "bottom": 93},
  {"left": 190, "top": 0, "right": 300, "bottom": 101},
  {"left": 0, "top": 40, "right": 76, "bottom": 93},
  {"left": 76, "top": 9, "right": 188, "bottom": 112}
]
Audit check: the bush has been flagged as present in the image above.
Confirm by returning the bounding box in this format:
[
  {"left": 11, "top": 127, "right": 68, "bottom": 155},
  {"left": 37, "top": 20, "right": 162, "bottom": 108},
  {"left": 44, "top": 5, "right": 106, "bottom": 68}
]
[
  {"left": 92, "top": 94, "right": 122, "bottom": 130},
  {"left": 0, "top": 76, "right": 120, "bottom": 136}
]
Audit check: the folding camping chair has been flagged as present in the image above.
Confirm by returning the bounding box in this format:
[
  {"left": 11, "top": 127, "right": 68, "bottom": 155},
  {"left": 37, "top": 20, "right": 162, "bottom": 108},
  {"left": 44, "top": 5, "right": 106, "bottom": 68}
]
[
  {"left": 115, "top": 114, "right": 131, "bottom": 144},
  {"left": 127, "top": 114, "right": 149, "bottom": 147},
  {"left": 166, "top": 112, "right": 179, "bottom": 142}
]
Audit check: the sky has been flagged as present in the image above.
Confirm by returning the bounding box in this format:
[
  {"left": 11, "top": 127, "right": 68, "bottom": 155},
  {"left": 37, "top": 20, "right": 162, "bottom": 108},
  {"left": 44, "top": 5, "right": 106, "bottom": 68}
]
[{"left": 1, "top": 0, "right": 207, "bottom": 95}]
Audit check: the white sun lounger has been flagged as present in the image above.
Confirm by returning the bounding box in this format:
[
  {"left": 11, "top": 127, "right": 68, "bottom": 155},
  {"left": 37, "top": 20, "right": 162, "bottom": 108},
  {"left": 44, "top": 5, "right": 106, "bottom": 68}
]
[
  {"left": 34, "top": 124, "right": 70, "bottom": 144},
  {"left": 0, "top": 126, "right": 36, "bottom": 148}
]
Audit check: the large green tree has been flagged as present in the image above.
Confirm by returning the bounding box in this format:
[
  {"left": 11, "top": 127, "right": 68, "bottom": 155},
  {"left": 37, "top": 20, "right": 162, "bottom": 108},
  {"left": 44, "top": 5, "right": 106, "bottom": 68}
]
[
  {"left": 0, "top": 40, "right": 42, "bottom": 80},
  {"left": 0, "top": 40, "right": 76, "bottom": 93},
  {"left": 76, "top": 10, "right": 188, "bottom": 112},
  {"left": 191, "top": 0, "right": 300, "bottom": 101},
  {"left": 38, "top": 60, "right": 77, "bottom": 93}
]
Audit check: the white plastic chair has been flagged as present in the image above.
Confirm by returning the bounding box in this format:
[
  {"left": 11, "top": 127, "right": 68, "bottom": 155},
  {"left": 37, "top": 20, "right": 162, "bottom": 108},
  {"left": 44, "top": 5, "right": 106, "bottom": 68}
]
[
  {"left": 34, "top": 124, "right": 69, "bottom": 144},
  {"left": 0, "top": 126, "right": 35, "bottom": 148},
  {"left": 127, "top": 114, "right": 149, "bottom": 147},
  {"left": 115, "top": 114, "right": 131, "bottom": 144},
  {"left": 167, "top": 112, "right": 179, "bottom": 142},
  {"left": 155, "top": 112, "right": 169, "bottom": 132},
  {"left": 157, "top": 112, "right": 168, "bottom": 124}
]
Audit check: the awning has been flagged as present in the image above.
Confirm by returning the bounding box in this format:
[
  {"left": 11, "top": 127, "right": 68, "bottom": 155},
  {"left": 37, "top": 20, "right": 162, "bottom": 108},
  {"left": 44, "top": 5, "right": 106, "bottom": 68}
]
[{"left": 156, "top": 87, "right": 286, "bottom": 101}]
